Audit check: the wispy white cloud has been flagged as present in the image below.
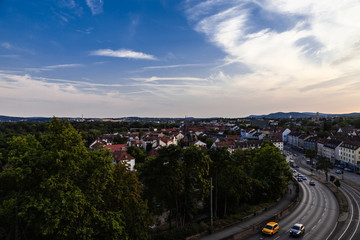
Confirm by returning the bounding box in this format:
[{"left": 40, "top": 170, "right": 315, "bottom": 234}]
[
  {"left": 132, "top": 76, "right": 208, "bottom": 82},
  {"left": 76, "top": 27, "right": 94, "bottom": 34},
  {"left": 1, "top": 42, "right": 14, "bottom": 50},
  {"left": 86, "top": 0, "right": 104, "bottom": 15},
  {"left": 24, "top": 64, "right": 84, "bottom": 72},
  {"left": 1, "top": 42, "right": 34, "bottom": 54},
  {"left": 184, "top": 0, "right": 360, "bottom": 114},
  {"left": 143, "top": 63, "right": 210, "bottom": 70},
  {"left": 0, "top": 71, "right": 219, "bottom": 117},
  {"left": 0, "top": 54, "right": 19, "bottom": 58},
  {"left": 90, "top": 49, "right": 157, "bottom": 60}
]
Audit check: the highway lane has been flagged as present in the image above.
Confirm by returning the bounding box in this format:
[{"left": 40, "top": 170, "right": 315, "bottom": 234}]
[
  {"left": 287, "top": 147, "right": 360, "bottom": 240},
  {"left": 246, "top": 172, "right": 339, "bottom": 240},
  {"left": 328, "top": 183, "right": 360, "bottom": 240}
]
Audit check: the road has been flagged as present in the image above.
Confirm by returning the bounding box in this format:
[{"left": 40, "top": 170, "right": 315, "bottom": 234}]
[
  {"left": 288, "top": 147, "right": 360, "bottom": 240},
  {"left": 330, "top": 183, "right": 360, "bottom": 240},
  {"left": 246, "top": 167, "right": 339, "bottom": 240},
  {"left": 200, "top": 147, "right": 359, "bottom": 240}
]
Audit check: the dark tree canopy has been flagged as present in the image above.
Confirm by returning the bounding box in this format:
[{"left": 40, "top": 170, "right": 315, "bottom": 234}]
[{"left": 0, "top": 118, "right": 150, "bottom": 240}]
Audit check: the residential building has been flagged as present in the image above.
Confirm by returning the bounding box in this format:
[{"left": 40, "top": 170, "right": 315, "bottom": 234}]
[
  {"left": 323, "top": 139, "right": 343, "bottom": 162},
  {"left": 338, "top": 141, "right": 360, "bottom": 170},
  {"left": 112, "top": 151, "right": 135, "bottom": 171}
]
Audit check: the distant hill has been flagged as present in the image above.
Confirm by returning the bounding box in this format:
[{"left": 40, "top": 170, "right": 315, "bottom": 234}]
[
  {"left": 0, "top": 115, "right": 210, "bottom": 122},
  {"left": 247, "top": 112, "right": 360, "bottom": 119},
  {"left": 0, "top": 115, "right": 52, "bottom": 122}
]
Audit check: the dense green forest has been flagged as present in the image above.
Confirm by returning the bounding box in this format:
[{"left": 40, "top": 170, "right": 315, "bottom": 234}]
[
  {"left": 0, "top": 118, "right": 292, "bottom": 239},
  {"left": 0, "top": 119, "right": 151, "bottom": 239}
]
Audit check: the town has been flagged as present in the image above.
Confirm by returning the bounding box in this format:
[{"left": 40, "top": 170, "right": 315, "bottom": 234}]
[{"left": 87, "top": 115, "right": 360, "bottom": 174}]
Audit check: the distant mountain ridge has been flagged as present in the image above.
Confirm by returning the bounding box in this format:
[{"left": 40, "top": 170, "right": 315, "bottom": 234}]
[
  {"left": 0, "top": 116, "right": 52, "bottom": 122},
  {"left": 1, "top": 112, "right": 360, "bottom": 122},
  {"left": 247, "top": 112, "right": 360, "bottom": 119},
  {"left": 0, "top": 115, "right": 207, "bottom": 122}
]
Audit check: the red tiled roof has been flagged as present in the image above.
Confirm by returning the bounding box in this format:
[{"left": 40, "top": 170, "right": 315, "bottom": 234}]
[
  {"left": 214, "top": 141, "right": 234, "bottom": 147},
  {"left": 104, "top": 144, "right": 127, "bottom": 152},
  {"left": 160, "top": 137, "right": 172, "bottom": 143},
  {"left": 112, "top": 151, "right": 134, "bottom": 162}
]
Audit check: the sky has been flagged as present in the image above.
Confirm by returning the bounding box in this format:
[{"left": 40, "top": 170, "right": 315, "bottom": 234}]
[{"left": 1, "top": 0, "right": 360, "bottom": 118}]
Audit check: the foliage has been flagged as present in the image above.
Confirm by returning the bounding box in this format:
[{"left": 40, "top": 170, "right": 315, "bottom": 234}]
[
  {"left": 251, "top": 142, "right": 292, "bottom": 200},
  {"left": 334, "top": 179, "right": 341, "bottom": 188},
  {"left": 139, "top": 145, "right": 184, "bottom": 225},
  {"left": 205, "top": 138, "right": 215, "bottom": 149},
  {"left": 182, "top": 146, "right": 211, "bottom": 224},
  {"left": 330, "top": 175, "right": 335, "bottom": 182},
  {"left": 208, "top": 147, "right": 231, "bottom": 218},
  {"left": 113, "top": 135, "right": 128, "bottom": 144},
  {"left": 353, "top": 118, "right": 360, "bottom": 128},
  {"left": 139, "top": 145, "right": 210, "bottom": 227},
  {"left": 322, "top": 120, "right": 333, "bottom": 132},
  {"left": 316, "top": 156, "right": 333, "bottom": 182},
  {"left": 151, "top": 222, "right": 208, "bottom": 240},
  {"left": 305, "top": 149, "right": 317, "bottom": 165},
  {"left": 0, "top": 118, "right": 150, "bottom": 240},
  {"left": 127, "top": 146, "right": 147, "bottom": 165}
]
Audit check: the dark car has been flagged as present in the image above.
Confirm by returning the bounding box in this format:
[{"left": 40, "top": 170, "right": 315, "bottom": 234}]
[
  {"left": 309, "top": 180, "right": 315, "bottom": 186},
  {"left": 290, "top": 223, "right": 305, "bottom": 236}
]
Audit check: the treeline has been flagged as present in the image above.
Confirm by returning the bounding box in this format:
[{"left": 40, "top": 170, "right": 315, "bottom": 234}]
[
  {"left": 138, "top": 143, "right": 292, "bottom": 232},
  {"left": 0, "top": 118, "right": 292, "bottom": 239}
]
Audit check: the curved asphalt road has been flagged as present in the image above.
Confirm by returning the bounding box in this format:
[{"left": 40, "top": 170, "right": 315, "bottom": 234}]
[
  {"left": 326, "top": 182, "right": 360, "bottom": 240},
  {"left": 288, "top": 148, "right": 360, "bottom": 240},
  {"left": 246, "top": 171, "right": 338, "bottom": 240}
]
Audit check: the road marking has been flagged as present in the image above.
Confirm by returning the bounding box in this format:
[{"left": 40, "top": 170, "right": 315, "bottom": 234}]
[
  {"left": 338, "top": 187, "right": 354, "bottom": 240},
  {"left": 345, "top": 185, "right": 360, "bottom": 240}
]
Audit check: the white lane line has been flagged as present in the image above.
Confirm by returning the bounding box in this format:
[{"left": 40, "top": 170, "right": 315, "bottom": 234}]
[
  {"left": 347, "top": 185, "right": 360, "bottom": 240},
  {"left": 338, "top": 187, "right": 354, "bottom": 240}
]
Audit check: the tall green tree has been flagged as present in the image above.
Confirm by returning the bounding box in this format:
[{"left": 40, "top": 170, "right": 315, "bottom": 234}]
[
  {"left": 181, "top": 146, "right": 211, "bottom": 225},
  {"left": 139, "top": 145, "right": 211, "bottom": 227},
  {"left": 316, "top": 156, "right": 333, "bottom": 182},
  {"left": 208, "top": 147, "right": 231, "bottom": 218},
  {"left": 251, "top": 143, "right": 292, "bottom": 200},
  {"left": 139, "top": 145, "right": 184, "bottom": 227},
  {"left": 127, "top": 146, "right": 146, "bottom": 165},
  {"left": 0, "top": 118, "right": 150, "bottom": 240},
  {"left": 305, "top": 149, "right": 317, "bottom": 165}
]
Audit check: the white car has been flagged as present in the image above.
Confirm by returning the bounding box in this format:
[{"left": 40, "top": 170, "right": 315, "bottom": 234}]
[{"left": 290, "top": 223, "right": 305, "bottom": 236}]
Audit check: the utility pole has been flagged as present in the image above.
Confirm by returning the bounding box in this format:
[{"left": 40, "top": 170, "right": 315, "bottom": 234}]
[
  {"left": 210, "top": 177, "right": 213, "bottom": 227},
  {"left": 15, "top": 206, "right": 19, "bottom": 240}
]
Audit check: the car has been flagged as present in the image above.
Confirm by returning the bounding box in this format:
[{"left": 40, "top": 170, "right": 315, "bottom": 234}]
[
  {"left": 297, "top": 177, "right": 303, "bottom": 182},
  {"left": 302, "top": 176, "right": 307, "bottom": 180},
  {"left": 292, "top": 169, "right": 297, "bottom": 173},
  {"left": 335, "top": 170, "right": 342, "bottom": 174},
  {"left": 344, "top": 168, "right": 353, "bottom": 172},
  {"left": 262, "top": 222, "right": 279, "bottom": 236},
  {"left": 290, "top": 223, "right": 305, "bottom": 236},
  {"left": 309, "top": 180, "right": 315, "bottom": 186}
]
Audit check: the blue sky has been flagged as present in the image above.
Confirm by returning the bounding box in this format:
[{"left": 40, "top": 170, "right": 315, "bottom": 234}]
[{"left": 1, "top": 0, "right": 360, "bottom": 118}]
